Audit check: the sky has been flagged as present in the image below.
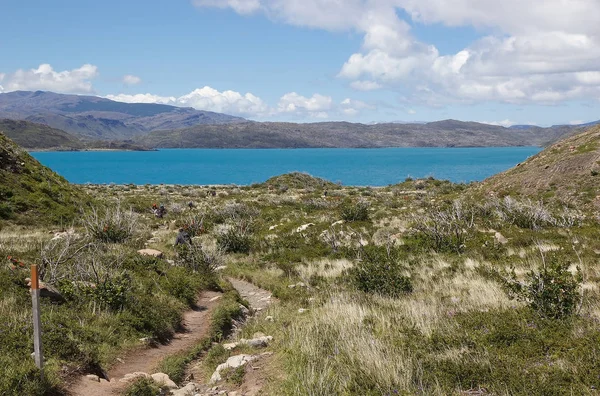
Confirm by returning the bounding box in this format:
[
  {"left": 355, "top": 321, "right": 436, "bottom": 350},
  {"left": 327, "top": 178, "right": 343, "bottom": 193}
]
[{"left": 1, "top": 0, "right": 600, "bottom": 126}]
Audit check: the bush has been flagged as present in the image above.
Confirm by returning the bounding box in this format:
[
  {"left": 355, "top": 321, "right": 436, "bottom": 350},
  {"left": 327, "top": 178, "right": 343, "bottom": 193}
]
[
  {"left": 124, "top": 377, "right": 159, "bottom": 396},
  {"left": 348, "top": 246, "right": 412, "bottom": 298},
  {"left": 340, "top": 200, "right": 370, "bottom": 222},
  {"left": 217, "top": 225, "right": 253, "bottom": 254},
  {"left": 82, "top": 203, "right": 139, "bottom": 243},
  {"left": 504, "top": 254, "right": 583, "bottom": 319}
]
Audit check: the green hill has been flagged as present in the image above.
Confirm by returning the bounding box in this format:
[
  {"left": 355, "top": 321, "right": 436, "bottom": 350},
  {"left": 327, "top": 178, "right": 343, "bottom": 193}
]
[
  {"left": 0, "top": 118, "right": 84, "bottom": 150},
  {"left": 0, "top": 132, "right": 88, "bottom": 225},
  {"left": 480, "top": 124, "right": 600, "bottom": 208}
]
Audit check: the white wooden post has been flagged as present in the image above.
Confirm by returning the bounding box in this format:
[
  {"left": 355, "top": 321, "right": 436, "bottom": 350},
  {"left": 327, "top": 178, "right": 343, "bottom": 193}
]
[{"left": 31, "top": 265, "right": 44, "bottom": 378}]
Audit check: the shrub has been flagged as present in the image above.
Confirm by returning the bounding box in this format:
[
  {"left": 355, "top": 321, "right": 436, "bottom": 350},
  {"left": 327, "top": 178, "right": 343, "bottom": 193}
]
[
  {"left": 340, "top": 200, "right": 370, "bottom": 222},
  {"left": 124, "top": 377, "right": 159, "bottom": 396},
  {"left": 217, "top": 225, "right": 253, "bottom": 254},
  {"left": 82, "top": 203, "right": 139, "bottom": 243},
  {"left": 504, "top": 254, "right": 583, "bottom": 319},
  {"left": 411, "top": 200, "right": 474, "bottom": 253},
  {"left": 348, "top": 246, "right": 412, "bottom": 298}
]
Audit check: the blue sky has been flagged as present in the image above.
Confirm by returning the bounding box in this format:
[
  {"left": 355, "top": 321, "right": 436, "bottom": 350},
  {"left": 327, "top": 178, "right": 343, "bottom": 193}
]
[{"left": 1, "top": 0, "right": 600, "bottom": 125}]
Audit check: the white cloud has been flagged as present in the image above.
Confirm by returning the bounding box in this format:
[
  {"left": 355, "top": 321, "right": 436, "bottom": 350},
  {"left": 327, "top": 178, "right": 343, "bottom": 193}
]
[
  {"left": 106, "top": 86, "right": 269, "bottom": 117},
  {"left": 350, "top": 80, "right": 382, "bottom": 91},
  {"left": 195, "top": 0, "right": 600, "bottom": 105},
  {"left": 123, "top": 74, "right": 142, "bottom": 85},
  {"left": 277, "top": 92, "right": 332, "bottom": 117},
  {"left": 482, "top": 119, "right": 515, "bottom": 127},
  {"left": 105, "top": 93, "right": 176, "bottom": 104},
  {"left": 0, "top": 64, "right": 98, "bottom": 93}
]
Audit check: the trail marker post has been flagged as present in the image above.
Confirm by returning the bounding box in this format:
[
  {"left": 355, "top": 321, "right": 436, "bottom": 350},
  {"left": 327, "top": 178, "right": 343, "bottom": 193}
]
[{"left": 31, "top": 264, "right": 44, "bottom": 378}]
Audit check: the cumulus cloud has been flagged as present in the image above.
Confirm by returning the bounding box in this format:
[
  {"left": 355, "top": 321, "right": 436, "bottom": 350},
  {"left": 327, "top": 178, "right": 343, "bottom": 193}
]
[
  {"left": 277, "top": 92, "right": 333, "bottom": 117},
  {"left": 106, "top": 88, "right": 368, "bottom": 120},
  {"left": 123, "top": 74, "right": 142, "bottom": 85},
  {"left": 106, "top": 86, "right": 269, "bottom": 117},
  {"left": 105, "top": 93, "right": 175, "bottom": 104},
  {"left": 0, "top": 64, "right": 98, "bottom": 93},
  {"left": 195, "top": 0, "right": 600, "bottom": 105}
]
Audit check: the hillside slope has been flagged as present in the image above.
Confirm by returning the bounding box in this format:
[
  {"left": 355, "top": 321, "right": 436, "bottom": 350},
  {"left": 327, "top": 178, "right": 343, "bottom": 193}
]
[
  {"left": 138, "top": 120, "right": 577, "bottom": 148},
  {"left": 0, "top": 91, "right": 245, "bottom": 140},
  {"left": 0, "top": 132, "right": 88, "bottom": 225},
  {"left": 0, "top": 118, "right": 84, "bottom": 150},
  {"left": 480, "top": 124, "right": 600, "bottom": 207}
]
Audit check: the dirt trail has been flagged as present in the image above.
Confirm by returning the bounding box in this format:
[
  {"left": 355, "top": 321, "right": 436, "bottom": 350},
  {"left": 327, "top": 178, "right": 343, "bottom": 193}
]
[
  {"left": 68, "top": 290, "right": 221, "bottom": 396},
  {"left": 228, "top": 278, "right": 275, "bottom": 313}
]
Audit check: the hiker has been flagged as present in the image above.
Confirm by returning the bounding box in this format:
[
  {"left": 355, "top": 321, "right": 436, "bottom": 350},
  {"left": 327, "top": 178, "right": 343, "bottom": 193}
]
[
  {"left": 174, "top": 228, "right": 192, "bottom": 246},
  {"left": 155, "top": 204, "right": 167, "bottom": 218}
]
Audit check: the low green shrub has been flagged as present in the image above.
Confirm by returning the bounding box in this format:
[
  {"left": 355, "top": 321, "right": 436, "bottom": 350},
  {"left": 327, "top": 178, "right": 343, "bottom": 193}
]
[
  {"left": 504, "top": 255, "right": 583, "bottom": 319},
  {"left": 217, "top": 227, "right": 253, "bottom": 254},
  {"left": 124, "top": 377, "right": 160, "bottom": 396},
  {"left": 340, "top": 200, "right": 370, "bottom": 222},
  {"left": 347, "top": 246, "right": 412, "bottom": 298}
]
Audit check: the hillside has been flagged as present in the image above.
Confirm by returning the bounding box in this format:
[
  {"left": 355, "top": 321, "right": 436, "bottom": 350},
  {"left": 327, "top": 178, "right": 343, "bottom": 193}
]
[
  {"left": 0, "top": 91, "right": 245, "bottom": 140},
  {"left": 0, "top": 119, "right": 85, "bottom": 150},
  {"left": 0, "top": 132, "right": 88, "bottom": 225},
  {"left": 0, "top": 119, "right": 152, "bottom": 151},
  {"left": 480, "top": 124, "right": 600, "bottom": 207},
  {"left": 138, "top": 120, "right": 579, "bottom": 148}
]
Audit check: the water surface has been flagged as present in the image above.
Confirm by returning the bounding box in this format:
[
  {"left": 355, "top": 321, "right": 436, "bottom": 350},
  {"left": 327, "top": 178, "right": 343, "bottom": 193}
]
[{"left": 31, "top": 147, "right": 540, "bottom": 186}]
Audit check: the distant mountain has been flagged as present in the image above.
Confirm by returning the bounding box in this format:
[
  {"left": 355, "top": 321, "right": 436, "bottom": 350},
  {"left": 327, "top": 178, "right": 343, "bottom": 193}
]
[
  {"left": 0, "top": 119, "right": 152, "bottom": 151},
  {"left": 0, "top": 118, "right": 85, "bottom": 150},
  {"left": 136, "top": 119, "right": 580, "bottom": 149},
  {"left": 0, "top": 91, "right": 245, "bottom": 140}
]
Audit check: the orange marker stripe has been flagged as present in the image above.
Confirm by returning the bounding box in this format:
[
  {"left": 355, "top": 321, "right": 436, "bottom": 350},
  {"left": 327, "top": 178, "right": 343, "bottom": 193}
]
[{"left": 31, "top": 265, "right": 39, "bottom": 290}]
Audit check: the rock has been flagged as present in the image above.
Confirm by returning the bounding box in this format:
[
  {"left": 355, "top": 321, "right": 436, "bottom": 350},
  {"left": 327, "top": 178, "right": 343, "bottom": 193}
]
[
  {"left": 239, "top": 304, "right": 249, "bottom": 316},
  {"left": 295, "top": 223, "right": 315, "bottom": 233},
  {"left": 119, "top": 372, "right": 150, "bottom": 383},
  {"left": 265, "top": 316, "right": 274, "bottom": 322},
  {"left": 86, "top": 374, "right": 100, "bottom": 382},
  {"left": 138, "top": 249, "right": 164, "bottom": 258},
  {"left": 171, "top": 383, "right": 197, "bottom": 396},
  {"left": 244, "top": 336, "right": 273, "bottom": 348},
  {"left": 331, "top": 220, "right": 344, "bottom": 226},
  {"left": 298, "top": 308, "right": 308, "bottom": 314},
  {"left": 494, "top": 232, "right": 509, "bottom": 245},
  {"left": 223, "top": 342, "right": 239, "bottom": 351},
  {"left": 210, "top": 354, "right": 258, "bottom": 383},
  {"left": 151, "top": 373, "right": 178, "bottom": 389},
  {"left": 215, "top": 266, "right": 228, "bottom": 271},
  {"left": 25, "top": 278, "right": 65, "bottom": 302}
]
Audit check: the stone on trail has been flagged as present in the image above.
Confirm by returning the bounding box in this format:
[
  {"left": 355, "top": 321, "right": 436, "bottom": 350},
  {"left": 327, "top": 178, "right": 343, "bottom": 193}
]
[
  {"left": 85, "top": 374, "right": 100, "bottom": 382},
  {"left": 151, "top": 372, "right": 178, "bottom": 389},
  {"left": 138, "top": 248, "right": 164, "bottom": 258},
  {"left": 210, "top": 354, "right": 258, "bottom": 383},
  {"left": 298, "top": 308, "right": 308, "bottom": 314},
  {"left": 119, "top": 372, "right": 151, "bottom": 383},
  {"left": 170, "top": 382, "right": 197, "bottom": 396}
]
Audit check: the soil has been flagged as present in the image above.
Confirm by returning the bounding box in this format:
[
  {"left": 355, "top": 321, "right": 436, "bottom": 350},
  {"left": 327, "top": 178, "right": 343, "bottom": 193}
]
[{"left": 67, "top": 290, "right": 221, "bottom": 396}]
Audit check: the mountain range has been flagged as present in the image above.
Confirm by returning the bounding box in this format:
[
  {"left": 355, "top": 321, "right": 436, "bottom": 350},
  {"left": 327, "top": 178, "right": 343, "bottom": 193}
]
[
  {"left": 0, "top": 91, "right": 244, "bottom": 140},
  {"left": 0, "top": 90, "right": 595, "bottom": 149}
]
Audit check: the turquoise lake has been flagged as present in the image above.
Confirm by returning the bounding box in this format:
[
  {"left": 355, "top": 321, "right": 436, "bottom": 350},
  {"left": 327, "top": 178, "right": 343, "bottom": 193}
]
[{"left": 31, "top": 147, "right": 541, "bottom": 186}]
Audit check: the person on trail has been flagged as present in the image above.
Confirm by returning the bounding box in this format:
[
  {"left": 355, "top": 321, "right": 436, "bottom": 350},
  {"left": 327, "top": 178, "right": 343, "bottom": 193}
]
[
  {"left": 174, "top": 228, "right": 192, "bottom": 246},
  {"left": 155, "top": 203, "right": 166, "bottom": 218}
]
